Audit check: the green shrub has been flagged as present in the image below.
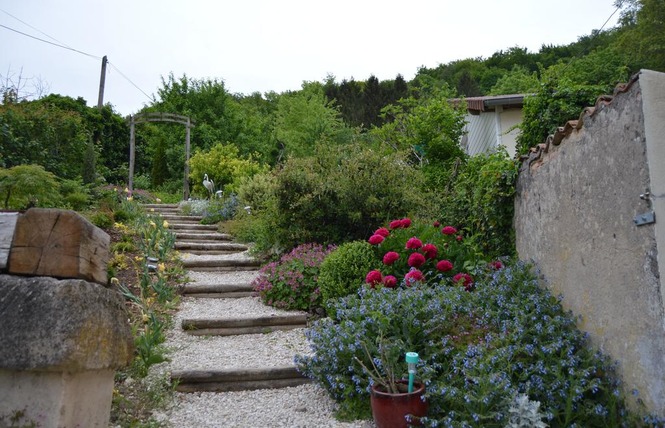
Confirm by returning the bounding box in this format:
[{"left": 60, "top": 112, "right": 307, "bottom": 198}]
[
  {"left": 269, "top": 143, "right": 428, "bottom": 249},
  {"left": 0, "top": 164, "right": 60, "bottom": 209},
  {"left": 296, "top": 262, "right": 648, "bottom": 426},
  {"left": 88, "top": 211, "right": 114, "bottom": 229},
  {"left": 63, "top": 191, "right": 92, "bottom": 211},
  {"left": 252, "top": 243, "right": 336, "bottom": 311},
  {"left": 439, "top": 149, "right": 519, "bottom": 258},
  {"left": 318, "top": 241, "right": 377, "bottom": 304},
  {"left": 200, "top": 194, "right": 239, "bottom": 224}
]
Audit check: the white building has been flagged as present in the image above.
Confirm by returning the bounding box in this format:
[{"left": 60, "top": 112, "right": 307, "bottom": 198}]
[{"left": 459, "top": 94, "right": 526, "bottom": 157}]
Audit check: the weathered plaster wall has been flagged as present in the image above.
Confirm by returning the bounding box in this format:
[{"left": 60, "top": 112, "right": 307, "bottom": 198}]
[{"left": 514, "top": 70, "right": 665, "bottom": 414}]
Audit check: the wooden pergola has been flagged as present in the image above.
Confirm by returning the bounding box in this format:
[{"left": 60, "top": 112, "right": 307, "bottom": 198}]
[{"left": 128, "top": 112, "right": 195, "bottom": 200}]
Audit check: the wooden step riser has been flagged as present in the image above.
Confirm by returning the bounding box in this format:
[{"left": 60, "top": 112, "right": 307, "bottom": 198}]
[
  {"left": 182, "top": 314, "right": 307, "bottom": 330},
  {"left": 184, "top": 324, "right": 305, "bottom": 336},
  {"left": 182, "top": 260, "right": 260, "bottom": 269},
  {"left": 186, "top": 266, "right": 260, "bottom": 272},
  {"left": 175, "top": 234, "right": 232, "bottom": 241},
  {"left": 172, "top": 366, "right": 311, "bottom": 392},
  {"left": 181, "top": 284, "right": 253, "bottom": 294},
  {"left": 178, "top": 250, "right": 246, "bottom": 256},
  {"left": 182, "top": 291, "right": 254, "bottom": 299},
  {"left": 169, "top": 225, "right": 218, "bottom": 231},
  {"left": 175, "top": 378, "right": 311, "bottom": 392}
]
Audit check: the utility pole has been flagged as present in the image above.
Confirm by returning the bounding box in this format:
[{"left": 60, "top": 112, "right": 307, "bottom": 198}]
[{"left": 97, "top": 55, "right": 107, "bottom": 109}]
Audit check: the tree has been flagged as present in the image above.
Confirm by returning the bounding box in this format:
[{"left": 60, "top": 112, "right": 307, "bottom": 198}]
[
  {"left": 615, "top": 0, "right": 665, "bottom": 72},
  {"left": 0, "top": 164, "right": 59, "bottom": 209},
  {"left": 489, "top": 65, "right": 540, "bottom": 95}
]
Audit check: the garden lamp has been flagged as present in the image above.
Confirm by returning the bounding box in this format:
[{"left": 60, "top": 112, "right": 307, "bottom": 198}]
[{"left": 406, "top": 351, "right": 419, "bottom": 393}]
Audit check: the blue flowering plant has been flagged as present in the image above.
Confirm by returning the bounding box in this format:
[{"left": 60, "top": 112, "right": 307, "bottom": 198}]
[{"left": 296, "top": 261, "right": 654, "bottom": 426}]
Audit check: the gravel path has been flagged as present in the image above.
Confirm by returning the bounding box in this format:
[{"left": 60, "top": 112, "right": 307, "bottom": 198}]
[{"left": 152, "top": 267, "right": 374, "bottom": 427}]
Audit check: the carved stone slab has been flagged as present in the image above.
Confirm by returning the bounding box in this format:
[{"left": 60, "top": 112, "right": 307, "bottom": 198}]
[{"left": 7, "top": 208, "right": 110, "bottom": 285}]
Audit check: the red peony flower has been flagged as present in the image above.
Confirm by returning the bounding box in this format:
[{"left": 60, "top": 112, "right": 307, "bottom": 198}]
[
  {"left": 400, "top": 218, "right": 412, "bottom": 228},
  {"left": 436, "top": 259, "right": 453, "bottom": 272},
  {"left": 383, "top": 251, "right": 400, "bottom": 265},
  {"left": 383, "top": 275, "right": 397, "bottom": 288},
  {"left": 408, "top": 252, "right": 426, "bottom": 268},
  {"left": 374, "top": 227, "right": 390, "bottom": 237},
  {"left": 490, "top": 260, "right": 503, "bottom": 270},
  {"left": 421, "top": 243, "right": 438, "bottom": 259},
  {"left": 452, "top": 272, "right": 474, "bottom": 291},
  {"left": 368, "top": 234, "right": 385, "bottom": 245},
  {"left": 405, "top": 237, "right": 423, "bottom": 250},
  {"left": 365, "top": 270, "right": 383, "bottom": 286},
  {"left": 389, "top": 219, "right": 403, "bottom": 229},
  {"left": 433, "top": 221, "right": 441, "bottom": 227},
  {"left": 441, "top": 226, "right": 457, "bottom": 235},
  {"left": 404, "top": 269, "right": 425, "bottom": 286}
]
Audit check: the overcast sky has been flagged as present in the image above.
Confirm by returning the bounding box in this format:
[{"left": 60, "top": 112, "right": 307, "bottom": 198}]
[{"left": 1, "top": 0, "right": 621, "bottom": 116}]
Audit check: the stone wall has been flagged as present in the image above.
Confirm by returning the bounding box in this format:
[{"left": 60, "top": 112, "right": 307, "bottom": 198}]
[{"left": 514, "top": 69, "right": 665, "bottom": 414}]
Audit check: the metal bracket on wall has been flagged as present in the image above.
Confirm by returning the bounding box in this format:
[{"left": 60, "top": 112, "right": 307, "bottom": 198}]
[{"left": 634, "top": 211, "right": 656, "bottom": 226}]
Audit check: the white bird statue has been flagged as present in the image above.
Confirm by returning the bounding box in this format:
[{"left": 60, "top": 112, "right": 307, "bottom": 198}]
[{"left": 203, "top": 174, "right": 214, "bottom": 199}]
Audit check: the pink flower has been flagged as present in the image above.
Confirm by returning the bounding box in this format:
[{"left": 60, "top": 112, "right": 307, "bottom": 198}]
[
  {"left": 408, "top": 252, "right": 426, "bottom": 268},
  {"left": 365, "top": 270, "right": 383, "bottom": 286},
  {"left": 405, "top": 237, "right": 423, "bottom": 250},
  {"left": 389, "top": 219, "right": 403, "bottom": 229},
  {"left": 383, "top": 251, "right": 400, "bottom": 265},
  {"left": 441, "top": 226, "right": 457, "bottom": 235},
  {"left": 433, "top": 221, "right": 441, "bottom": 227},
  {"left": 404, "top": 269, "right": 424, "bottom": 286},
  {"left": 368, "top": 234, "right": 385, "bottom": 245},
  {"left": 456, "top": 235, "right": 463, "bottom": 242},
  {"left": 400, "top": 218, "right": 412, "bottom": 228},
  {"left": 421, "top": 243, "right": 438, "bottom": 259},
  {"left": 436, "top": 259, "right": 453, "bottom": 272},
  {"left": 383, "top": 275, "right": 397, "bottom": 288},
  {"left": 490, "top": 260, "right": 503, "bottom": 270},
  {"left": 374, "top": 227, "right": 390, "bottom": 237},
  {"left": 452, "top": 272, "right": 474, "bottom": 291}
]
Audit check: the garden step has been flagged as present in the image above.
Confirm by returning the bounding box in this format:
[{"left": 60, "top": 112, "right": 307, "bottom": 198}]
[
  {"left": 158, "top": 214, "right": 203, "bottom": 223},
  {"left": 175, "top": 242, "right": 248, "bottom": 253},
  {"left": 168, "top": 223, "right": 219, "bottom": 231},
  {"left": 175, "top": 232, "right": 233, "bottom": 242},
  {"left": 182, "top": 314, "right": 308, "bottom": 336},
  {"left": 182, "top": 258, "right": 260, "bottom": 271},
  {"left": 171, "top": 366, "right": 311, "bottom": 392},
  {"left": 181, "top": 282, "right": 254, "bottom": 298},
  {"left": 143, "top": 203, "right": 179, "bottom": 209}
]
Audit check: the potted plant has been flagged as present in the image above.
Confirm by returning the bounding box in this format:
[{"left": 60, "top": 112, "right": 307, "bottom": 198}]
[{"left": 355, "top": 338, "right": 428, "bottom": 428}]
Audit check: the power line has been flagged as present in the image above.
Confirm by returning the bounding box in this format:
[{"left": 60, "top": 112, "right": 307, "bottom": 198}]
[
  {"left": 0, "top": 8, "right": 71, "bottom": 48},
  {"left": 108, "top": 62, "right": 154, "bottom": 102},
  {"left": 0, "top": 23, "right": 101, "bottom": 60},
  {"left": 0, "top": 20, "right": 154, "bottom": 105}
]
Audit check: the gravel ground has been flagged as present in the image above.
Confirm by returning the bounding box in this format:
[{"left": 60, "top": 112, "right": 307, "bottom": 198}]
[{"left": 152, "top": 268, "right": 374, "bottom": 427}]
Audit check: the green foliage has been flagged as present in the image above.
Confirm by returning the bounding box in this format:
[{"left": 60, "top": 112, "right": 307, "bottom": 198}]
[
  {"left": 615, "top": 0, "right": 665, "bottom": 73},
  {"left": 0, "top": 164, "right": 59, "bottom": 209},
  {"left": 439, "top": 150, "right": 519, "bottom": 258},
  {"left": 296, "top": 262, "right": 647, "bottom": 426},
  {"left": 187, "top": 142, "right": 267, "bottom": 197},
  {"left": 89, "top": 211, "right": 114, "bottom": 229},
  {"left": 252, "top": 243, "right": 336, "bottom": 311},
  {"left": 273, "top": 82, "right": 353, "bottom": 158},
  {"left": 199, "top": 194, "right": 239, "bottom": 224},
  {"left": 318, "top": 241, "right": 377, "bottom": 304},
  {"left": 371, "top": 85, "right": 466, "bottom": 167},
  {"left": 489, "top": 65, "right": 540, "bottom": 95},
  {"left": 267, "top": 142, "right": 428, "bottom": 250}
]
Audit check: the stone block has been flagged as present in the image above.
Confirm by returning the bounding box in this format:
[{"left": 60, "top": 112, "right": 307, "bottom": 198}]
[{"left": 0, "top": 274, "right": 133, "bottom": 427}]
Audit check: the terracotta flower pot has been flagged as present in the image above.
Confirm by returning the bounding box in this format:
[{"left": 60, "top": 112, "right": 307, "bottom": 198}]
[{"left": 370, "top": 380, "right": 427, "bottom": 428}]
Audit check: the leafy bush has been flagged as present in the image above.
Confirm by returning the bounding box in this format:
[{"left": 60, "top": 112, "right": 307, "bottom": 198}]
[
  {"left": 438, "top": 150, "right": 519, "bottom": 258},
  {"left": 89, "top": 211, "right": 114, "bottom": 229},
  {"left": 188, "top": 142, "right": 267, "bottom": 197},
  {"left": 268, "top": 143, "right": 428, "bottom": 250},
  {"left": 252, "top": 243, "right": 336, "bottom": 311},
  {"left": 318, "top": 241, "right": 377, "bottom": 304},
  {"left": 0, "top": 164, "right": 60, "bottom": 209},
  {"left": 296, "top": 262, "right": 646, "bottom": 426}
]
